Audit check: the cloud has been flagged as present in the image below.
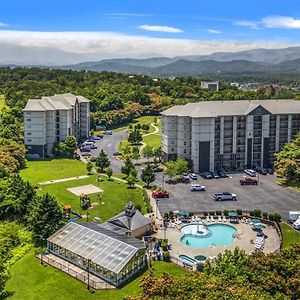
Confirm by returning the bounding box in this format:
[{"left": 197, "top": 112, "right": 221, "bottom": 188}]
[
  {"left": 262, "top": 16, "right": 300, "bottom": 29},
  {"left": 234, "top": 20, "right": 260, "bottom": 30},
  {"left": 0, "top": 22, "right": 9, "bottom": 27},
  {"left": 139, "top": 25, "right": 183, "bottom": 33},
  {"left": 207, "top": 29, "right": 222, "bottom": 34},
  {"left": 0, "top": 30, "right": 296, "bottom": 65}
]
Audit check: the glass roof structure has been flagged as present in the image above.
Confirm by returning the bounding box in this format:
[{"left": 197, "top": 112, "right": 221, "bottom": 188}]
[{"left": 47, "top": 222, "right": 145, "bottom": 274}]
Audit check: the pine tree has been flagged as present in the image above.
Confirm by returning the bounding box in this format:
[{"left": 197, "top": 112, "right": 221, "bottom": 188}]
[
  {"left": 95, "top": 149, "right": 110, "bottom": 172},
  {"left": 27, "top": 193, "right": 64, "bottom": 245},
  {"left": 141, "top": 164, "right": 156, "bottom": 187},
  {"left": 121, "top": 157, "right": 135, "bottom": 178}
]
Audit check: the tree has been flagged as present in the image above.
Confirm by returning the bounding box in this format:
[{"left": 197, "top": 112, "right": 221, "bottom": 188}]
[
  {"left": 126, "top": 171, "right": 137, "bottom": 188},
  {"left": 128, "top": 128, "right": 142, "bottom": 145},
  {"left": 141, "top": 164, "right": 155, "bottom": 187},
  {"left": 27, "top": 193, "right": 64, "bottom": 244},
  {"left": 175, "top": 157, "right": 189, "bottom": 175},
  {"left": 65, "top": 135, "right": 77, "bottom": 154},
  {"left": 143, "top": 145, "right": 153, "bottom": 161},
  {"left": 0, "top": 261, "right": 8, "bottom": 299},
  {"left": 106, "top": 167, "right": 113, "bottom": 180},
  {"left": 153, "top": 146, "right": 161, "bottom": 161},
  {"left": 132, "top": 146, "right": 141, "bottom": 160},
  {"left": 86, "top": 161, "right": 93, "bottom": 174},
  {"left": 164, "top": 160, "right": 177, "bottom": 181},
  {"left": 121, "top": 157, "right": 135, "bottom": 178},
  {"left": 95, "top": 149, "right": 110, "bottom": 172}
]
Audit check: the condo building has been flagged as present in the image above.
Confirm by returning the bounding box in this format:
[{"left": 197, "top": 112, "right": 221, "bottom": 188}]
[
  {"left": 23, "top": 93, "right": 90, "bottom": 158},
  {"left": 161, "top": 100, "right": 300, "bottom": 173}
]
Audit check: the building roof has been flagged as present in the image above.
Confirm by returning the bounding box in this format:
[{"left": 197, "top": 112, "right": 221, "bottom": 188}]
[
  {"left": 107, "top": 203, "right": 153, "bottom": 232},
  {"left": 23, "top": 93, "right": 90, "bottom": 111},
  {"left": 47, "top": 222, "right": 145, "bottom": 274},
  {"left": 161, "top": 99, "right": 300, "bottom": 118}
]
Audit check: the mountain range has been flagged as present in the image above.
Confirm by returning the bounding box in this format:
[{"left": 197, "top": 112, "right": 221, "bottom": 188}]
[{"left": 3, "top": 45, "right": 300, "bottom": 76}]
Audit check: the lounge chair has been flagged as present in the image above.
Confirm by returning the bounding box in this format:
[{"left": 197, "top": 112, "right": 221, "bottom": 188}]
[
  {"left": 206, "top": 215, "right": 210, "bottom": 222},
  {"left": 210, "top": 216, "right": 215, "bottom": 222},
  {"left": 223, "top": 216, "right": 227, "bottom": 222},
  {"left": 218, "top": 216, "right": 222, "bottom": 222}
]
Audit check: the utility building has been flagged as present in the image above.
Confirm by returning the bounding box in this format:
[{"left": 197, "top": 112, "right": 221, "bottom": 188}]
[{"left": 161, "top": 100, "right": 300, "bottom": 172}]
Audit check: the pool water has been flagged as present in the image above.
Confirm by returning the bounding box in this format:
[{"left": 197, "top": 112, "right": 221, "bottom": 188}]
[{"left": 180, "top": 224, "right": 237, "bottom": 248}]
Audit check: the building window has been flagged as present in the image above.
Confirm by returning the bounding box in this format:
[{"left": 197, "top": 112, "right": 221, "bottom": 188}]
[
  {"left": 171, "top": 140, "right": 175, "bottom": 145},
  {"left": 56, "top": 130, "right": 60, "bottom": 136},
  {"left": 257, "top": 109, "right": 261, "bottom": 115},
  {"left": 27, "top": 125, "right": 31, "bottom": 129},
  {"left": 184, "top": 133, "right": 187, "bottom": 138},
  {"left": 171, "top": 148, "right": 174, "bottom": 152},
  {"left": 27, "top": 119, "right": 31, "bottom": 122},
  {"left": 184, "top": 125, "right": 187, "bottom": 130},
  {"left": 184, "top": 149, "right": 187, "bottom": 154},
  {"left": 184, "top": 141, "right": 187, "bottom": 146},
  {"left": 27, "top": 112, "right": 31, "bottom": 115},
  {"left": 27, "top": 132, "right": 32, "bottom": 136},
  {"left": 56, "top": 111, "right": 60, "bottom": 116},
  {"left": 27, "top": 139, "right": 31, "bottom": 142},
  {"left": 56, "top": 117, "right": 60, "bottom": 122}
]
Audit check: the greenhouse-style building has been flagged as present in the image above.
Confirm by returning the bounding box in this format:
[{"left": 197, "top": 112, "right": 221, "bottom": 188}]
[{"left": 46, "top": 222, "right": 147, "bottom": 287}]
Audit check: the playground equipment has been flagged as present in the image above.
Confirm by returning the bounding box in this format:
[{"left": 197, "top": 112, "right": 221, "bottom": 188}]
[{"left": 80, "top": 193, "right": 91, "bottom": 210}]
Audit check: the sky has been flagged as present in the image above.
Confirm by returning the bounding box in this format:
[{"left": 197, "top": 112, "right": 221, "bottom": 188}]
[{"left": 1, "top": 0, "right": 300, "bottom": 63}]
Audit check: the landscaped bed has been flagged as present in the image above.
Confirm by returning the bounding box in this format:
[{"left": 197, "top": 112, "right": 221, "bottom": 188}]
[{"left": 280, "top": 223, "right": 300, "bottom": 248}]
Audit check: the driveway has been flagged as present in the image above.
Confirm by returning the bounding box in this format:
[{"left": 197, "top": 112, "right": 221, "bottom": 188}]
[{"left": 156, "top": 173, "right": 300, "bottom": 220}]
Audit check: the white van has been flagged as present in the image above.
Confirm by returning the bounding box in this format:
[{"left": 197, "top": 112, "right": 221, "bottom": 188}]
[
  {"left": 190, "top": 184, "right": 206, "bottom": 191},
  {"left": 244, "top": 169, "right": 256, "bottom": 177}
]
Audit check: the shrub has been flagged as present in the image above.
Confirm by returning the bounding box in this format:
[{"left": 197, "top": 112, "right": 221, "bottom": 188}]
[
  {"left": 216, "top": 211, "right": 222, "bottom": 216},
  {"left": 236, "top": 209, "right": 243, "bottom": 216},
  {"left": 262, "top": 212, "right": 268, "bottom": 219},
  {"left": 209, "top": 211, "right": 215, "bottom": 216},
  {"left": 249, "top": 211, "right": 254, "bottom": 217},
  {"left": 254, "top": 209, "right": 261, "bottom": 217},
  {"left": 135, "top": 204, "right": 142, "bottom": 211},
  {"left": 223, "top": 209, "right": 229, "bottom": 216},
  {"left": 268, "top": 213, "right": 274, "bottom": 221},
  {"left": 203, "top": 212, "right": 208, "bottom": 216},
  {"left": 163, "top": 250, "right": 171, "bottom": 262},
  {"left": 164, "top": 212, "right": 170, "bottom": 219},
  {"left": 273, "top": 213, "right": 282, "bottom": 222}
]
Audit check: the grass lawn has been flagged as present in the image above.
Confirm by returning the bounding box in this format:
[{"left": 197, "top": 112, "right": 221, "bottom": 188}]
[
  {"left": 40, "top": 175, "right": 146, "bottom": 222},
  {"left": 6, "top": 250, "right": 186, "bottom": 300},
  {"left": 20, "top": 159, "right": 88, "bottom": 186},
  {"left": 280, "top": 223, "right": 300, "bottom": 248},
  {"left": 143, "top": 134, "right": 161, "bottom": 148}
]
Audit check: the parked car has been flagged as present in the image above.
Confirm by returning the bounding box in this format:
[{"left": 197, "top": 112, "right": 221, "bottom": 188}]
[
  {"left": 105, "top": 130, "right": 113, "bottom": 135},
  {"left": 97, "top": 134, "right": 104, "bottom": 138},
  {"left": 244, "top": 169, "right": 256, "bottom": 177},
  {"left": 151, "top": 190, "right": 169, "bottom": 198},
  {"left": 92, "top": 136, "right": 101, "bottom": 140},
  {"left": 84, "top": 141, "right": 95, "bottom": 146},
  {"left": 189, "top": 173, "right": 197, "bottom": 180},
  {"left": 87, "top": 138, "right": 95, "bottom": 142},
  {"left": 190, "top": 184, "right": 205, "bottom": 191},
  {"left": 90, "top": 144, "right": 98, "bottom": 149},
  {"left": 268, "top": 168, "right": 274, "bottom": 175},
  {"left": 152, "top": 166, "right": 163, "bottom": 173},
  {"left": 181, "top": 173, "right": 190, "bottom": 182},
  {"left": 201, "top": 172, "right": 213, "bottom": 179},
  {"left": 113, "top": 151, "right": 122, "bottom": 156},
  {"left": 214, "top": 192, "right": 237, "bottom": 201},
  {"left": 211, "top": 171, "right": 219, "bottom": 179},
  {"left": 240, "top": 178, "right": 258, "bottom": 185},
  {"left": 80, "top": 147, "right": 91, "bottom": 152},
  {"left": 81, "top": 152, "right": 91, "bottom": 157},
  {"left": 256, "top": 167, "right": 267, "bottom": 175},
  {"left": 217, "top": 170, "right": 229, "bottom": 178}
]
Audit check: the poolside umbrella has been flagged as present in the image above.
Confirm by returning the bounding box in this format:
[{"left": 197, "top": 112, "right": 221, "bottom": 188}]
[
  {"left": 251, "top": 218, "right": 261, "bottom": 224},
  {"left": 228, "top": 211, "right": 238, "bottom": 217},
  {"left": 178, "top": 210, "right": 190, "bottom": 217},
  {"left": 194, "top": 255, "right": 207, "bottom": 261},
  {"left": 195, "top": 217, "right": 202, "bottom": 223},
  {"left": 253, "top": 223, "right": 266, "bottom": 230}
]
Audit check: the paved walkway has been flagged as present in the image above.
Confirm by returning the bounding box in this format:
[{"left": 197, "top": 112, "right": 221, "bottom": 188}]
[
  {"left": 39, "top": 175, "right": 89, "bottom": 185},
  {"left": 140, "top": 120, "right": 160, "bottom": 153}
]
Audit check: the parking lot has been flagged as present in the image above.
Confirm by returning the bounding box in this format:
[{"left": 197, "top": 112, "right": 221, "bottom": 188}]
[{"left": 157, "top": 173, "right": 300, "bottom": 220}]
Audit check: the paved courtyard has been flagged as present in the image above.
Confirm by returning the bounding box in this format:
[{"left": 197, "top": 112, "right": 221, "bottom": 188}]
[
  {"left": 67, "top": 184, "right": 103, "bottom": 196},
  {"left": 157, "top": 173, "right": 300, "bottom": 220}
]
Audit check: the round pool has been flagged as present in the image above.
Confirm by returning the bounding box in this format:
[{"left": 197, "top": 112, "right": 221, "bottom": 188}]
[{"left": 180, "top": 224, "right": 237, "bottom": 248}]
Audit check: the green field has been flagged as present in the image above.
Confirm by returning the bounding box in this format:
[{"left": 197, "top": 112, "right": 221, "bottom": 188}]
[
  {"left": 20, "top": 159, "right": 88, "bottom": 186},
  {"left": 5, "top": 250, "right": 186, "bottom": 300},
  {"left": 39, "top": 175, "right": 145, "bottom": 222},
  {"left": 143, "top": 133, "right": 161, "bottom": 148},
  {"left": 280, "top": 223, "right": 300, "bottom": 248}
]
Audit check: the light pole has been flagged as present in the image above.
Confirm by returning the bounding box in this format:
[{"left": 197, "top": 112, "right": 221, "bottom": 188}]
[{"left": 87, "top": 259, "right": 91, "bottom": 291}]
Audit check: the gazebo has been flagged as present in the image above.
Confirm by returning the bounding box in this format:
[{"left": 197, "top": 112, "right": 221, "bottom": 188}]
[{"left": 228, "top": 211, "right": 239, "bottom": 223}]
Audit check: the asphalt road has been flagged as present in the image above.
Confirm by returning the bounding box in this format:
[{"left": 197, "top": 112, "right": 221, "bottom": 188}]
[
  {"left": 157, "top": 173, "right": 300, "bottom": 220},
  {"left": 91, "top": 131, "right": 127, "bottom": 173}
]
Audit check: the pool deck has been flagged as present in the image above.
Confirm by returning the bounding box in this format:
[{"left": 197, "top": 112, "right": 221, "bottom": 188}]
[{"left": 157, "top": 221, "right": 281, "bottom": 260}]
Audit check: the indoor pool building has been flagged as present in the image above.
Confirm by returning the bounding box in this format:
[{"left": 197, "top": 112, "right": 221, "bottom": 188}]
[{"left": 46, "top": 222, "right": 147, "bottom": 287}]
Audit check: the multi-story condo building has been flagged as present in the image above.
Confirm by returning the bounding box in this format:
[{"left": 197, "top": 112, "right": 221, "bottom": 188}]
[
  {"left": 201, "top": 81, "right": 219, "bottom": 91},
  {"left": 161, "top": 100, "right": 300, "bottom": 173},
  {"left": 23, "top": 93, "right": 90, "bottom": 158}
]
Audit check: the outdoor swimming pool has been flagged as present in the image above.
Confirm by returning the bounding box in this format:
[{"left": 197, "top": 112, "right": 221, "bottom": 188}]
[{"left": 180, "top": 224, "right": 237, "bottom": 248}]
